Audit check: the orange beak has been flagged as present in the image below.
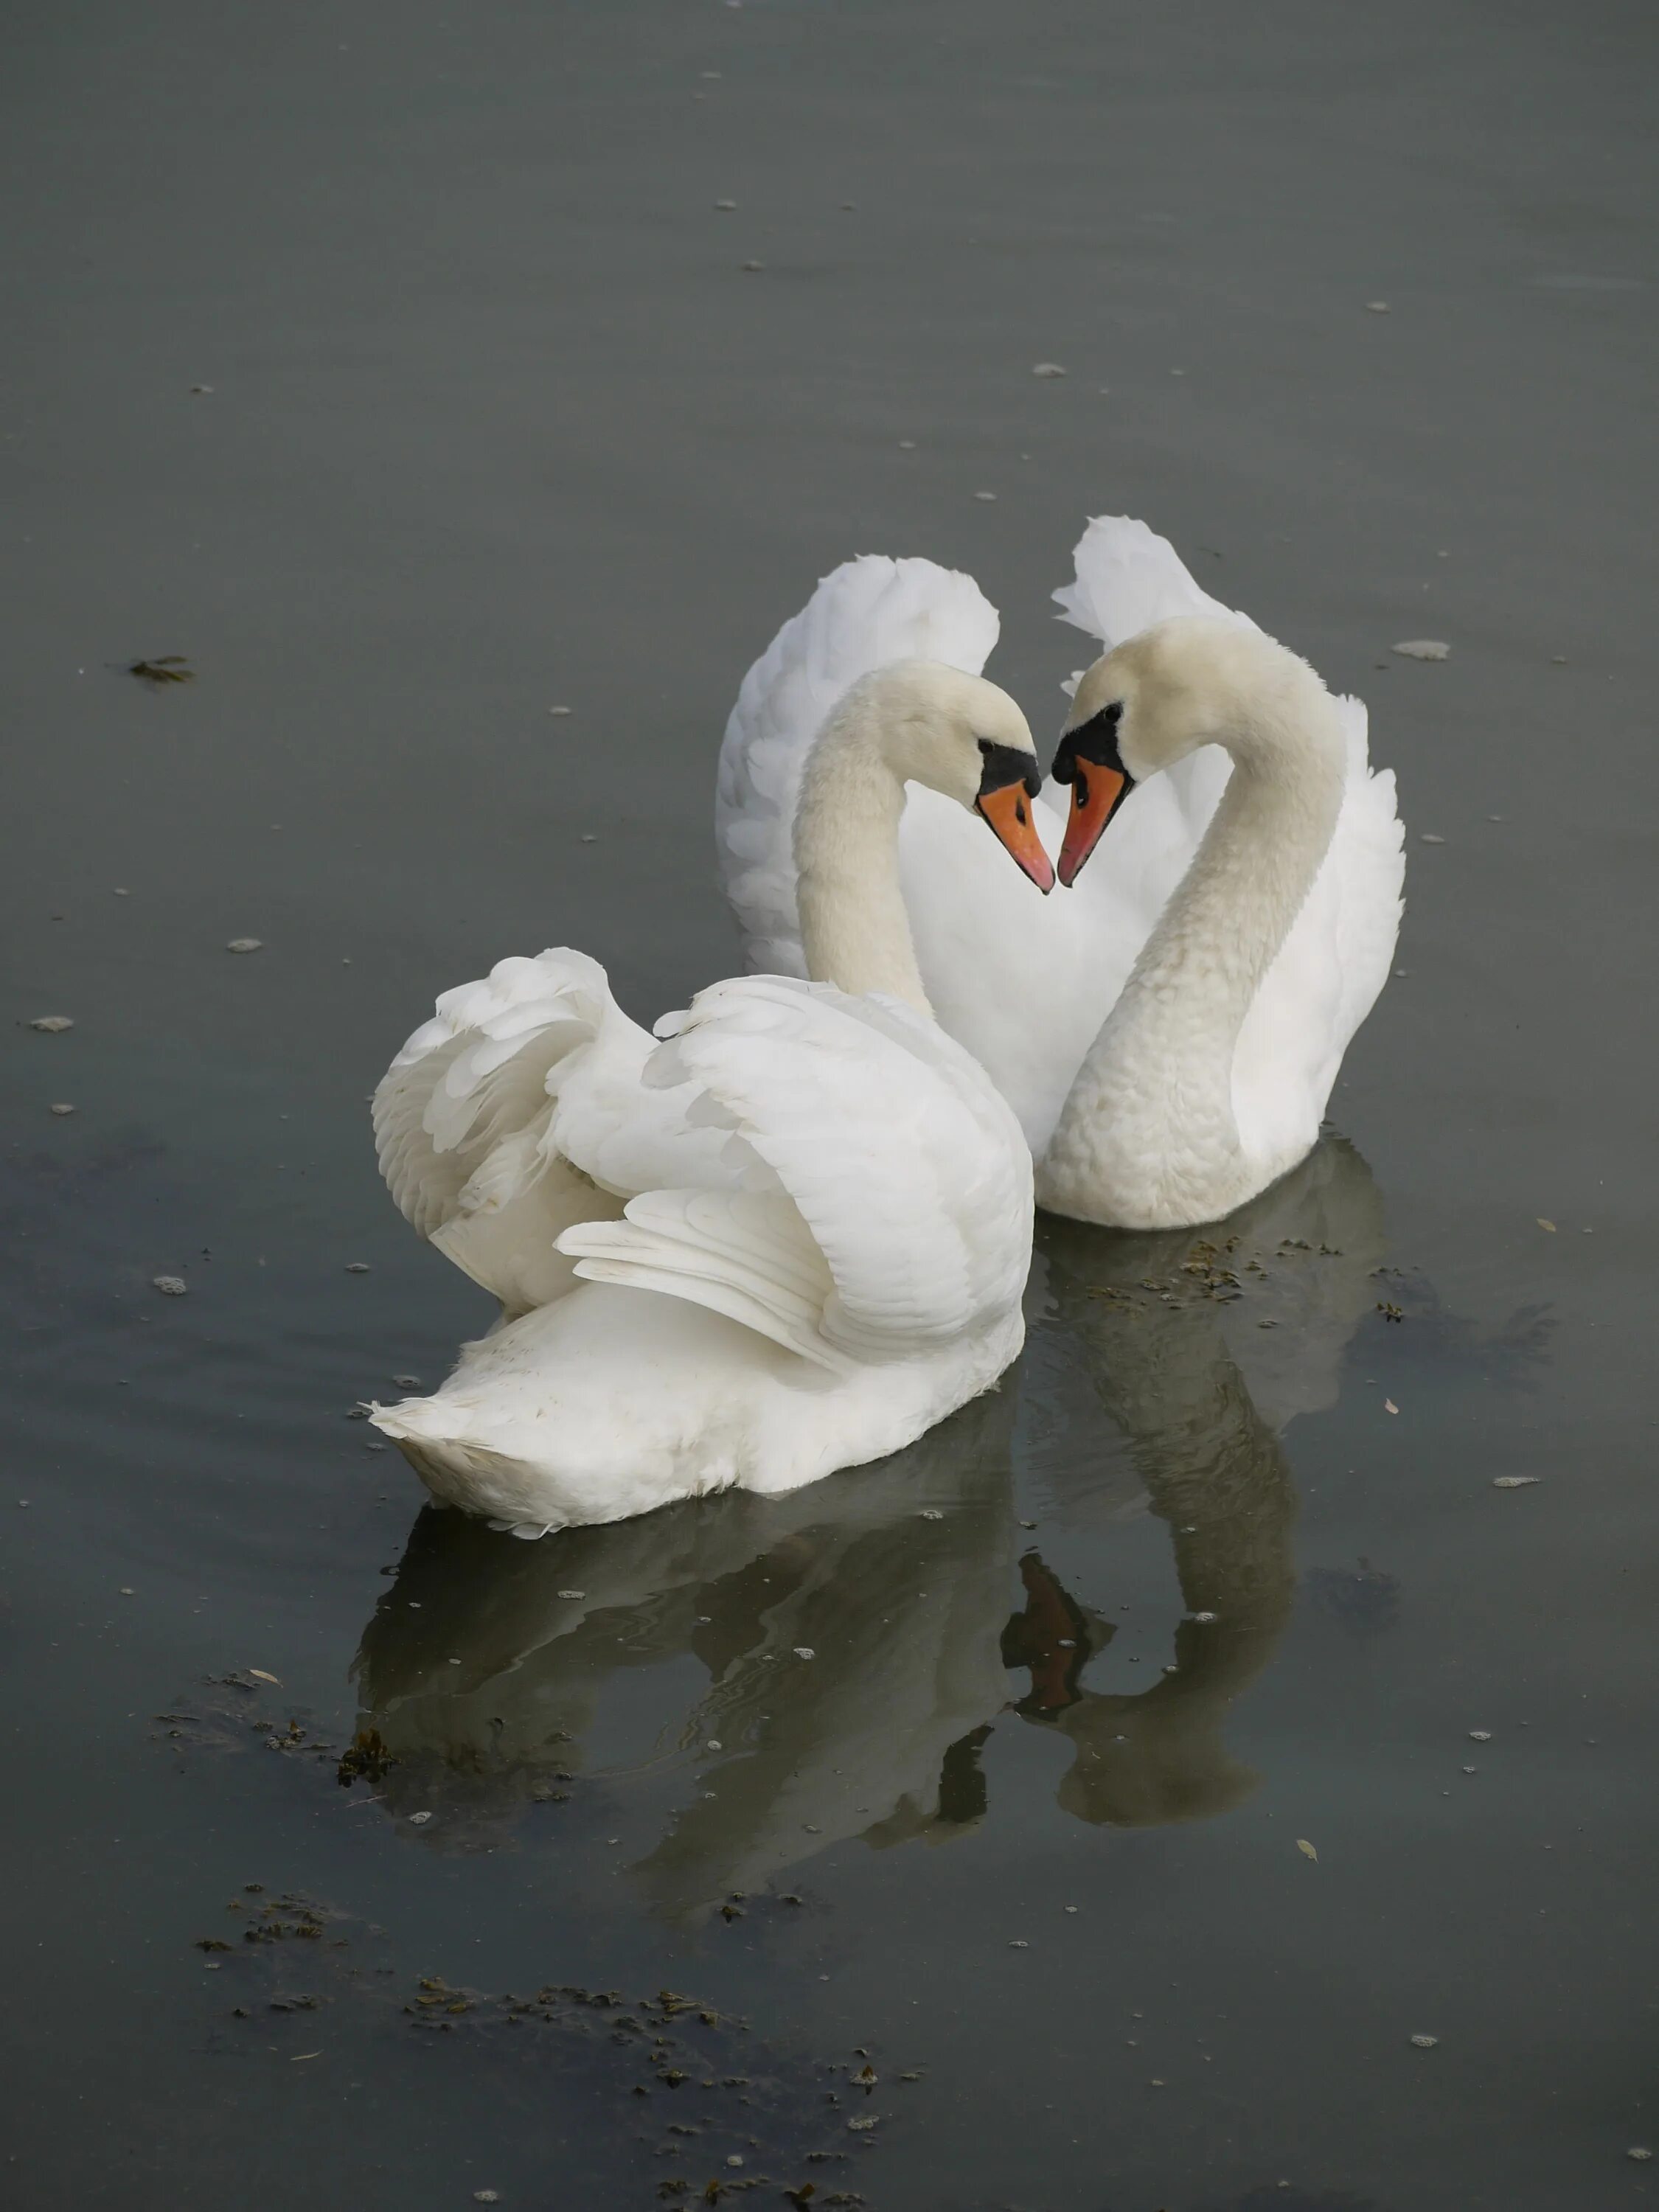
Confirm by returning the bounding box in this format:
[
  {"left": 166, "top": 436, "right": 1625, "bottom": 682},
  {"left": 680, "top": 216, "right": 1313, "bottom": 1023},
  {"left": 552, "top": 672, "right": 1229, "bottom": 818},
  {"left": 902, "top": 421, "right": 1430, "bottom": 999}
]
[
  {"left": 1057, "top": 763, "right": 1130, "bottom": 887},
  {"left": 975, "top": 781, "right": 1055, "bottom": 894}
]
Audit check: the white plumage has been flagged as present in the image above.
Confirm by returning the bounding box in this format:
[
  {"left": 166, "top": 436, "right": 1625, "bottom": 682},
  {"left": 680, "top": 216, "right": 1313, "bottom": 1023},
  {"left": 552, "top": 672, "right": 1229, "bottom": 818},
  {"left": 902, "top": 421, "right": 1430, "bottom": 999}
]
[
  {"left": 372, "top": 628, "right": 1054, "bottom": 1539},
  {"left": 371, "top": 967, "right": 1032, "bottom": 1535},
  {"left": 716, "top": 515, "right": 1405, "bottom": 1228}
]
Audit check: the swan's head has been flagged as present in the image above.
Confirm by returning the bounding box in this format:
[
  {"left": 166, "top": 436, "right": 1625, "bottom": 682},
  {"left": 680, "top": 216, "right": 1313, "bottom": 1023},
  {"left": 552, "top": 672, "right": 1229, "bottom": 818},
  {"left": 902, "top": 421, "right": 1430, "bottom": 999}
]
[
  {"left": 1053, "top": 617, "right": 1324, "bottom": 886},
  {"left": 846, "top": 660, "right": 1053, "bottom": 892}
]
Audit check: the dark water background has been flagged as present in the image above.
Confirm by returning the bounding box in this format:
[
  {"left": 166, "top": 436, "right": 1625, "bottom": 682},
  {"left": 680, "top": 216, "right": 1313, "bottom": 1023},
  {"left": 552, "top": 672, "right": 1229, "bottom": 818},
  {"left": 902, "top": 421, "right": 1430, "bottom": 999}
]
[{"left": 3, "top": 1, "right": 1657, "bottom": 2206}]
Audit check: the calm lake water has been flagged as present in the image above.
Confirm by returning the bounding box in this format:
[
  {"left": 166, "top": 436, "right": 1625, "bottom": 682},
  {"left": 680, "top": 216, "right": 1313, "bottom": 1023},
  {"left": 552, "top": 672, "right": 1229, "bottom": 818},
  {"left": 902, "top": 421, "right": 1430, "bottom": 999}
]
[{"left": 4, "top": 1, "right": 1657, "bottom": 2207}]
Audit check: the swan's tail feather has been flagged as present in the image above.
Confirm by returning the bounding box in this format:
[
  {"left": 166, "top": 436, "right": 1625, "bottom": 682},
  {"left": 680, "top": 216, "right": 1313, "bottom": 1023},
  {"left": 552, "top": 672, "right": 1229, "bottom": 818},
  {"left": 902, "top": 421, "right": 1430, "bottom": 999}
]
[
  {"left": 368, "top": 1394, "right": 472, "bottom": 1446},
  {"left": 370, "top": 1395, "right": 571, "bottom": 1532}
]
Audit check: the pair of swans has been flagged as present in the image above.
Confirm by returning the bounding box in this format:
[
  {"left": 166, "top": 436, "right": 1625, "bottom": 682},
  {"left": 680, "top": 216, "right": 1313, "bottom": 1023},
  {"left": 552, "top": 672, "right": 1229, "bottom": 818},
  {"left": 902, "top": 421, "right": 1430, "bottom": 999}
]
[{"left": 370, "top": 517, "right": 1403, "bottom": 1534}]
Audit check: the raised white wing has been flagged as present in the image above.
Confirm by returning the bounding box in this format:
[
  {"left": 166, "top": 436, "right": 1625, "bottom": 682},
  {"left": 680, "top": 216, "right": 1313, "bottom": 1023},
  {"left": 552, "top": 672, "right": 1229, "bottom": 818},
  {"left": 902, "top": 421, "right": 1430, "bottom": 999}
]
[
  {"left": 559, "top": 975, "right": 1032, "bottom": 1371},
  {"left": 715, "top": 555, "right": 1001, "bottom": 977},
  {"left": 1054, "top": 513, "right": 1254, "bottom": 647},
  {"left": 372, "top": 948, "right": 728, "bottom": 1318}
]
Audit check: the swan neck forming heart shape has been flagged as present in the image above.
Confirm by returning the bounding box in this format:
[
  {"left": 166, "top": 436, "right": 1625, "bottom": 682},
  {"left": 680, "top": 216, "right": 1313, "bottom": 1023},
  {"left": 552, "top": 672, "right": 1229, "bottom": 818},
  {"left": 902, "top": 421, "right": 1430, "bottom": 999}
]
[
  {"left": 792, "top": 661, "right": 1042, "bottom": 1012},
  {"left": 1040, "top": 636, "right": 1350, "bottom": 1228}
]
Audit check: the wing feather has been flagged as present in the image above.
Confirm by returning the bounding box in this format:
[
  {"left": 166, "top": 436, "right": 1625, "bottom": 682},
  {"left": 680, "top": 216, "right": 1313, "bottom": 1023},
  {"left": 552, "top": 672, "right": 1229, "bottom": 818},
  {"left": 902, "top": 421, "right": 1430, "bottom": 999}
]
[
  {"left": 576, "top": 976, "right": 1033, "bottom": 1364},
  {"left": 563, "top": 1189, "right": 849, "bottom": 1372},
  {"left": 372, "top": 949, "right": 642, "bottom": 1315}
]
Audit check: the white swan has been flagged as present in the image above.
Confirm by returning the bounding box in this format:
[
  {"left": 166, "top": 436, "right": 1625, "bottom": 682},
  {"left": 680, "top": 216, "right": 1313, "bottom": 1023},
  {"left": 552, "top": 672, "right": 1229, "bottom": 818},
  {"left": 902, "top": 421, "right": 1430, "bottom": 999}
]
[
  {"left": 368, "top": 665, "right": 1048, "bottom": 1535},
  {"left": 717, "top": 515, "right": 1404, "bottom": 1230}
]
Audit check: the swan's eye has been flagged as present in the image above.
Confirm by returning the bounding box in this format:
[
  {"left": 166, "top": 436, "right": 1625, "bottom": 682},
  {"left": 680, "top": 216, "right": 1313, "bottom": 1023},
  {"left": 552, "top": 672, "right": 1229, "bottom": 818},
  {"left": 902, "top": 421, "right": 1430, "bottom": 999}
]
[{"left": 1054, "top": 702, "right": 1127, "bottom": 787}]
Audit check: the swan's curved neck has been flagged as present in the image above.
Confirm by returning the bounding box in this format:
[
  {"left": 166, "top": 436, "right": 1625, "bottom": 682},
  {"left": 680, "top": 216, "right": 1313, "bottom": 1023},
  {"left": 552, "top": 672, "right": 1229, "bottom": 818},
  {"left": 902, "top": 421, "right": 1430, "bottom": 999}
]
[
  {"left": 794, "top": 700, "right": 932, "bottom": 1013},
  {"left": 1044, "top": 699, "right": 1345, "bottom": 1223}
]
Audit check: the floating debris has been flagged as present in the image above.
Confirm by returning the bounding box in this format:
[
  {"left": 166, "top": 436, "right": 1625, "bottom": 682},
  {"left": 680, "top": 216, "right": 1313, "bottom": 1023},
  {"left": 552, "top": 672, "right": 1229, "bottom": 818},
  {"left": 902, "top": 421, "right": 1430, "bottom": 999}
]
[
  {"left": 392, "top": 1374, "right": 420, "bottom": 1388},
  {"left": 1630, "top": 2149, "right": 1654, "bottom": 2163},
  {"left": 226, "top": 937, "right": 262, "bottom": 954},
  {"left": 153, "top": 1275, "right": 189, "bottom": 1296},
  {"left": 973, "top": 490, "right": 998, "bottom": 502},
  {"left": 557, "top": 1589, "right": 586, "bottom": 1600},
  {"left": 1031, "top": 361, "right": 1068, "bottom": 378},
  {"left": 344, "top": 1262, "right": 371, "bottom": 1273},
  {"left": 741, "top": 260, "right": 765, "bottom": 272},
  {"left": 129, "top": 655, "right": 195, "bottom": 684},
  {"left": 1536, "top": 1217, "right": 1557, "bottom": 1232},
  {"left": 30, "top": 1015, "right": 74, "bottom": 1033},
  {"left": 246, "top": 1669, "right": 281, "bottom": 1686},
  {"left": 337, "top": 1728, "right": 395, "bottom": 1787},
  {"left": 1384, "top": 1398, "right": 1399, "bottom": 1414},
  {"left": 1492, "top": 1476, "right": 1541, "bottom": 1489},
  {"left": 1410, "top": 2034, "right": 1439, "bottom": 2049},
  {"left": 1419, "top": 833, "right": 1446, "bottom": 845},
  {"left": 49, "top": 1102, "right": 76, "bottom": 1116},
  {"left": 1366, "top": 300, "right": 1391, "bottom": 312},
  {"left": 1468, "top": 1730, "right": 1492, "bottom": 1742},
  {"left": 1391, "top": 639, "right": 1450, "bottom": 661},
  {"left": 792, "top": 1647, "right": 816, "bottom": 1660},
  {"left": 714, "top": 198, "right": 737, "bottom": 210},
  {"left": 1009, "top": 1939, "right": 1029, "bottom": 1949},
  {"left": 918, "top": 1509, "right": 943, "bottom": 1521},
  {"left": 408, "top": 1811, "right": 432, "bottom": 1826},
  {"left": 1297, "top": 1839, "right": 1318, "bottom": 1862}
]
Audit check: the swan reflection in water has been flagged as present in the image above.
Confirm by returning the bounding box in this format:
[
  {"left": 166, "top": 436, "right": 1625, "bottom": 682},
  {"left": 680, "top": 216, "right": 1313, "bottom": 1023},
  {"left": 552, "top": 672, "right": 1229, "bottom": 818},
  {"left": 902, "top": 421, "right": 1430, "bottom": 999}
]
[{"left": 352, "top": 1139, "right": 1388, "bottom": 1910}]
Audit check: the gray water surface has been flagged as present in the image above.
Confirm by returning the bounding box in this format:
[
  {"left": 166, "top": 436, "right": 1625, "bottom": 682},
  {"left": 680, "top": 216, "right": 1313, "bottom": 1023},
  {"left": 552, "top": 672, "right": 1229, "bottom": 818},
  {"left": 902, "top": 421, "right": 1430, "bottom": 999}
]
[{"left": 4, "top": 2, "right": 1658, "bottom": 2207}]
